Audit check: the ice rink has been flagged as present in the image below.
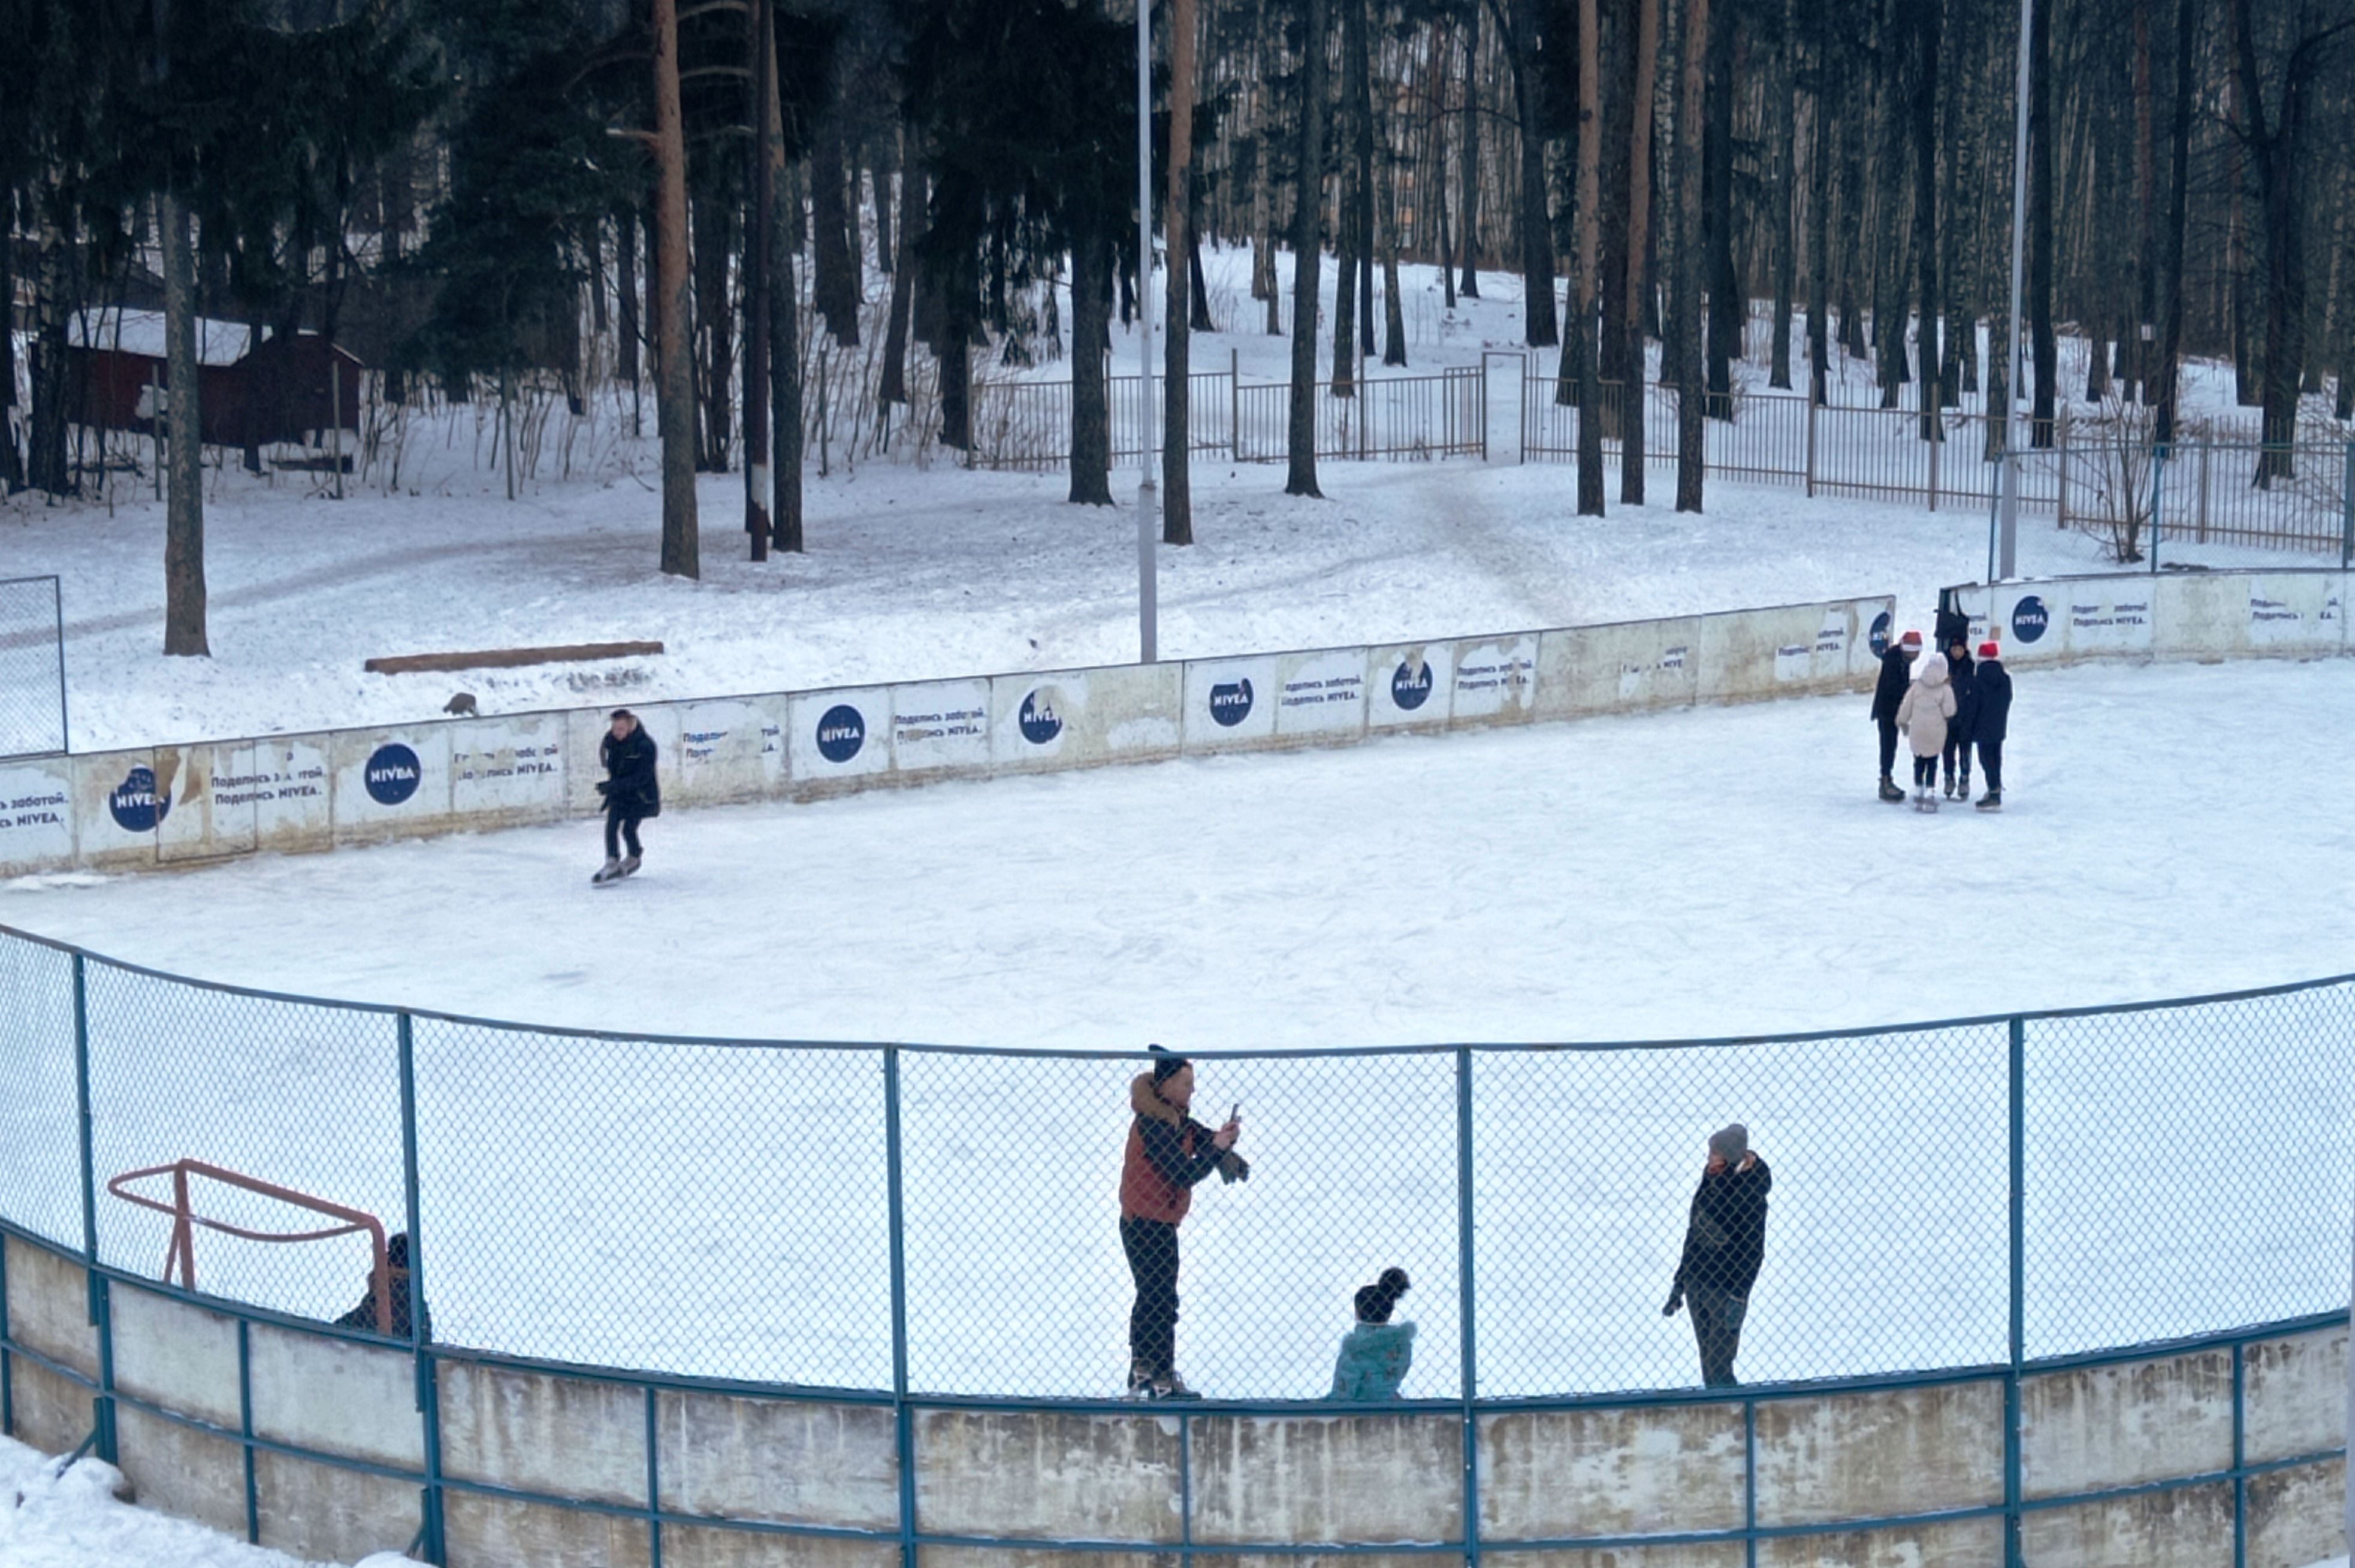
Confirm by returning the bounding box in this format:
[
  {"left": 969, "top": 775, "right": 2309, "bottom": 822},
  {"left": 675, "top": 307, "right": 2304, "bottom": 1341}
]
[{"left": 3, "top": 655, "right": 2351, "bottom": 1402}]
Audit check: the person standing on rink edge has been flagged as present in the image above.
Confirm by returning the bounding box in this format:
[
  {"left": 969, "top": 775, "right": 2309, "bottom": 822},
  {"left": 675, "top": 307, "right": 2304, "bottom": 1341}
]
[
  {"left": 593, "top": 708, "right": 660, "bottom": 884},
  {"left": 1119, "top": 1046, "right": 1248, "bottom": 1399},
  {"left": 1942, "top": 634, "right": 1979, "bottom": 800},
  {"left": 1871, "top": 630, "right": 1924, "bottom": 802},
  {"left": 1973, "top": 642, "right": 2012, "bottom": 810},
  {"left": 1664, "top": 1124, "right": 1771, "bottom": 1388}
]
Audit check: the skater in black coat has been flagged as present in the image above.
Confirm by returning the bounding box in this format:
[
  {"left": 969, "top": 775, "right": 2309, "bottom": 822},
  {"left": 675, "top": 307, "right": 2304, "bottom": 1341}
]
[
  {"left": 595, "top": 709, "right": 661, "bottom": 883},
  {"left": 1870, "top": 630, "right": 1924, "bottom": 801},
  {"left": 1971, "top": 643, "right": 2012, "bottom": 809},
  {"left": 1942, "top": 638, "right": 1978, "bottom": 799}
]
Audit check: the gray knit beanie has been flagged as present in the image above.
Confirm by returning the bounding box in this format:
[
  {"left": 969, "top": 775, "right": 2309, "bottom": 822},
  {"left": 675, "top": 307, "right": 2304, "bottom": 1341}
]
[{"left": 1708, "top": 1123, "right": 1749, "bottom": 1162}]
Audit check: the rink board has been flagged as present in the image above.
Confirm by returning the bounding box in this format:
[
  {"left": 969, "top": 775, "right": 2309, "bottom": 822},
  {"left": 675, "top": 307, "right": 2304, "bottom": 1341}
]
[{"left": 4, "top": 592, "right": 1930, "bottom": 879}]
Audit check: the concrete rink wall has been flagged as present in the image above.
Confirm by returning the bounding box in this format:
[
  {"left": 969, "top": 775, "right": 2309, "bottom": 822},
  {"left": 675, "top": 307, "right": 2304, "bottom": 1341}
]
[
  {"left": 1943, "top": 567, "right": 2347, "bottom": 667},
  {"left": 1, "top": 1226, "right": 2344, "bottom": 1566},
  {"left": 0, "top": 596, "right": 1896, "bottom": 881}
]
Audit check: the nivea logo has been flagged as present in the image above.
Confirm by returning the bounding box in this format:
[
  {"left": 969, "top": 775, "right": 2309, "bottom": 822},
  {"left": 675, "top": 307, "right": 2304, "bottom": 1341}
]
[
  {"left": 1018, "top": 690, "right": 1063, "bottom": 746},
  {"left": 816, "top": 703, "right": 866, "bottom": 763},
  {"left": 1208, "top": 678, "right": 1254, "bottom": 727},
  {"left": 1391, "top": 660, "right": 1433, "bottom": 711},
  {"left": 364, "top": 743, "right": 422, "bottom": 806},
  {"left": 108, "top": 766, "right": 170, "bottom": 833},
  {"left": 1868, "top": 611, "right": 1892, "bottom": 657},
  {"left": 2011, "top": 594, "right": 2050, "bottom": 644}
]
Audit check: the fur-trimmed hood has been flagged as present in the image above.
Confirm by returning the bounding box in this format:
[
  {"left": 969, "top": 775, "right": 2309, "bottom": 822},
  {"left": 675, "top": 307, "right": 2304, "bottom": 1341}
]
[{"left": 1131, "top": 1072, "right": 1190, "bottom": 1127}]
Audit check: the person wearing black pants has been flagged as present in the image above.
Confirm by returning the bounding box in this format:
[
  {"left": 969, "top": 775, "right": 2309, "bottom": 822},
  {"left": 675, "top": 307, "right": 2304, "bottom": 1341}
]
[
  {"left": 1118, "top": 1048, "right": 1246, "bottom": 1398},
  {"left": 1973, "top": 642, "right": 2013, "bottom": 809},
  {"left": 1942, "top": 637, "right": 1978, "bottom": 799},
  {"left": 594, "top": 709, "right": 662, "bottom": 884},
  {"left": 1870, "top": 630, "right": 1924, "bottom": 802},
  {"left": 1664, "top": 1124, "right": 1772, "bottom": 1388}
]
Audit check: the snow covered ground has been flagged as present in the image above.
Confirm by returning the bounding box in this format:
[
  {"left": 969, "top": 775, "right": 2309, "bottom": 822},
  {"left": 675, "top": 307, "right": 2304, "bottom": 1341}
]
[
  {"left": 2, "top": 657, "right": 2350, "bottom": 1403},
  {"left": 4, "top": 457, "right": 2331, "bottom": 756},
  {"left": 0, "top": 1436, "right": 366, "bottom": 1568}
]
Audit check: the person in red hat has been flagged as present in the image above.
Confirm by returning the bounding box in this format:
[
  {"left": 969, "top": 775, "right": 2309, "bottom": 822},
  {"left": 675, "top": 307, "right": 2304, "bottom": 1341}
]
[
  {"left": 1869, "top": 629, "right": 1925, "bottom": 802},
  {"left": 1973, "top": 642, "right": 2012, "bottom": 809}
]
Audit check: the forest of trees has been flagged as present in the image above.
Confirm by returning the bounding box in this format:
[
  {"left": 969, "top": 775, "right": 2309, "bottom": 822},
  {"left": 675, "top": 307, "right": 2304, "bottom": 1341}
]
[{"left": 5, "top": 0, "right": 2355, "bottom": 637}]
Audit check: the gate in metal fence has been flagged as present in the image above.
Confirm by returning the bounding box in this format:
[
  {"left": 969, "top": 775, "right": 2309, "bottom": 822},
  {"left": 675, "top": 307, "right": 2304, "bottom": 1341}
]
[{"left": 0, "top": 576, "right": 67, "bottom": 759}]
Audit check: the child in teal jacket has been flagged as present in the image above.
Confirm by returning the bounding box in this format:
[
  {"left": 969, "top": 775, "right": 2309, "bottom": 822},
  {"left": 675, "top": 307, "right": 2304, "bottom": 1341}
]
[{"left": 1329, "top": 1268, "right": 1415, "bottom": 1401}]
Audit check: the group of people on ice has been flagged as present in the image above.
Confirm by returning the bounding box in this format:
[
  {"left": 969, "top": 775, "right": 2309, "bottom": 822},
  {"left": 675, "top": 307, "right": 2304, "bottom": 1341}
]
[
  {"left": 1118, "top": 1047, "right": 1770, "bottom": 1400},
  {"left": 1873, "top": 615, "right": 2015, "bottom": 812}
]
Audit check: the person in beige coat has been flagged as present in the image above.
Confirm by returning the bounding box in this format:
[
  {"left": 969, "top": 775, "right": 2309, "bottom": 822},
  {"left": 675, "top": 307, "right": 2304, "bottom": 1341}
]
[{"left": 1894, "top": 657, "right": 1956, "bottom": 811}]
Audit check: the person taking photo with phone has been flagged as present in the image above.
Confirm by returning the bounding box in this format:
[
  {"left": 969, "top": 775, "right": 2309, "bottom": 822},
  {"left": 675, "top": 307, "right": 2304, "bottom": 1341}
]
[{"left": 1119, "top": 1045, "right": 1248, "bottom": 1399}]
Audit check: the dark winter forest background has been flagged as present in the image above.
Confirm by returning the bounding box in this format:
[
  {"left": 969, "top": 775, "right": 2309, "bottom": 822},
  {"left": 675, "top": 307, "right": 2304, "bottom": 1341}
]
[{"left": 4, "top": 0, "right": 2354, "bottom": 617}]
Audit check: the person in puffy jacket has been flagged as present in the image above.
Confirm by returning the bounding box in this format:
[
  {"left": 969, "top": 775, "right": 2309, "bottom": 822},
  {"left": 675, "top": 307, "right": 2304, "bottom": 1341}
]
[
  {"left": 1119, "top": 1047, "right": 1246, "bottom": 1399},
  {"left": 1870, "top": 630, "right": 1924, "bottom": 802},
  {"left": 1942, "top": 636, "right": 1978, "bottom": 800},
  {"left": 1330, "top": 1268, "right": 1415, "bottom": 1401},
  {"left": 1973, "top": 642, "right": 2013, "bottom": 810},
  {"left": 1663, "top": 1126, "right": 1771, "bottom": 1388},
  {"left": 1894, "top": 655, "right": 1955, "bottom": 810},
  {"left": 594, "top": 709, "right": 661, "bottom": 883}
]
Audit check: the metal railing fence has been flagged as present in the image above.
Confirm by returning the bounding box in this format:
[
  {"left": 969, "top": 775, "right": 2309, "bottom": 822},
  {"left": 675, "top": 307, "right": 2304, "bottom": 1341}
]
[{"left": 0, "top": 575, "right": 68, "bottom": 759}]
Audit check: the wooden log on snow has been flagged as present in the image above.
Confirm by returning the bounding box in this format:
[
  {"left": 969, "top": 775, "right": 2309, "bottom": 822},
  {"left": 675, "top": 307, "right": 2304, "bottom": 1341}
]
[{"left": 363, "top": 641, "right": 666, "bottom": 676}]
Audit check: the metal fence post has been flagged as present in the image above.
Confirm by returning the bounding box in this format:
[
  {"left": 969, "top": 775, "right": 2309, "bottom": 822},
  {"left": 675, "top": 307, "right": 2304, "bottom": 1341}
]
[
  {"left": 2149, "top": 444, "right": 2164, "bottom": 574},
  {"left": 1231, "top": 348, "right": 1240, "bottom": 464},
  {"left": 2231, "top": 1339, "right": 2247, "bottom": 1568},
  {"left": 72, "top": 953, "right": 116, "bottom": 1464},
  {"left": 885, "top": 1047, "right": 916, "bottom": 1568},
  {"left": 2197, "top": 440, "right": 2212, "bottom": 542},
  {"left": 2341, "top": 442, "right": 2353, "bottom": 569},
  {"left": 52, "top": 576, "right": 70, "bottom": 756},
  {"left": 1927, "top": 380, "right": 1941, "bottom": 513},
  {"left": 2006, "top": 1014, "right": 2026, "bottom": 1568},
  {"left": 2055, "top": 409, "right": 2070, "bottom": 531},
  {"left": 1456, "top": 1047, "right": 1480, "bottom": 1568},
  {"left": 397, "top": 1013, "right": 446, "bottom": 1564},
  {"left": 1805, "top": 394, "right": 1817, "bottom": 498}
]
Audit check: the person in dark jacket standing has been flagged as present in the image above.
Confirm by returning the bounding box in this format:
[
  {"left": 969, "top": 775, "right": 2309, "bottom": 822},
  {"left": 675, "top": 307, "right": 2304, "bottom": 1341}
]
[
  {"left": 593, "top": 709, "right": 661, "bottom": 884},
  {"left": 1942, "top": 636, "right": 1979, "bottom": 800},
  {"left": 1119, "top": 1046, "right": 1246, "bottom": 1398},
  {"left": 1973, "top": 642, "right": 2013, "bottom": 810},
  {"left": 330, "top": 1232, "right": 426, "bottom": 1339},
  {"left": 1663, "top": 1124, "right": 1771, "bottom": 1388},
  {"left": 1870, "top": 630, "right": 1924, "bottom": 802}
]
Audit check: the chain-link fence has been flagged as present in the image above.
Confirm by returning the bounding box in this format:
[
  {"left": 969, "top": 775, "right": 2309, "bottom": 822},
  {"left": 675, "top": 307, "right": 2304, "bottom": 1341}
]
[
  {"left": 0, "top": 576, "right": 68, "bottom": 759},
  {"left": 0, "top": 923, "right": 2347, "bottom": 1403}
]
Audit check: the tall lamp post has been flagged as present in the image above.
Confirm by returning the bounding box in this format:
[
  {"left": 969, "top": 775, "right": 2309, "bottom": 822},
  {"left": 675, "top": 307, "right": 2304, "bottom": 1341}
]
[{"left": 1135, "top": 0, "right": 1160, "bottom": 663}]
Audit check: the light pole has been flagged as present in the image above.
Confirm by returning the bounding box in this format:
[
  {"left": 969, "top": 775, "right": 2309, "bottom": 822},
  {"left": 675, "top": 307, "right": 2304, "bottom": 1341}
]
[
  {"left": 1135, "top": 0, "right": 1159, "bottom": 663},
  {"left": 1997, "top": 0, "right": 2032, "bottom": 582}
]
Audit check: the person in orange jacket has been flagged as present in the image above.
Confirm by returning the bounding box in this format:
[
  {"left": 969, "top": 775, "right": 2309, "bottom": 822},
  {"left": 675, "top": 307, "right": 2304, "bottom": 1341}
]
[{"left": 1119, "top": 1046, "right": 1247, "bottom": 1398}]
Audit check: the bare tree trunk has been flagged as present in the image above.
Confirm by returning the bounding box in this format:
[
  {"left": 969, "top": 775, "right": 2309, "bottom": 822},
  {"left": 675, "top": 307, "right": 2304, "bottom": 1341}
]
[
  {"left": 1768, "top": 0, "right": 1797, "bottom": 390},
  {"left": 1459, "top": 0, "right": 1482, "bottom": 298},
  {"left": 2230, "top": 0, "right": 2320, "bottom": 485},
  {"left": 744, "top": 0, "right": 774, "bottom": 560},
  {"left": 1071, "top": 237, "right": 1114, "bottom": 504},
  {"left": 617, "top": 207, "right": 641, "bottom": 395},
  {"left": 694, "top": 190, "right": 733, "bottom": 470},
  {"left": 1673, "top": 0, "right": 1708, "bottom": 512},
  {"left": 812, "top": 120, "right": 859, "bottom": 346},
  {"left": 1574, "top": 0, "right": 1604, "bottom": 514},
  {"left": 880, "top": 138, "right": 920, "bottom": 410},
  {"left": 1165, "top": 0, "right": 1197, "bottom": 543},
  {"left": 1434, "top": 22, "right": 1457, "bottom": 312},
  {"left": 2130, "top": 0, "right": 2155, "bottom": 398},
  {"left": 2028, "top": 0, "right": 2054, "bottom": 444},
  {"left": 1507, "top": 0, "right": 1559, "bottom": 347},
  {"left": 1624, "top": 0, "right": 1659, "bottom": 500},
  {"left": 161, "top": 195, "right": 208, "bottom": 655},
  {"left": 1286, "top": 0, "right": 1331, "bottom": 497},
  {"left": 768, "top": 58, "right": 802, "bottom": 551},
  {"left": 1378, "top": 75, "right": 1407, "bottom": 365},
  {"left": 653, "top": 0, "right": 700, "bottom": 578},
  {"left": 0, "top": 188, "right": 20, "bottom": 493},
  {"left": 1251, "top": 0, "right": 1276, "bottom": 304},
  {"left": 1806, "top": 0, "right": 1829, "bottom": 406},
  {"left": 1333, "top": 0, "right": 1366, "bottom": 395},
  {"left": 1701, "top": 3, "right": 1735, "bottom": 418},
  {"left": 28, "top": 188, "right": 70, "bottom": 496},
  {"left": 1911, "top": 0, "right": 1940, "bottom": 440},
  {"left": 870, "top": 145, "right": 894, "bottom": 275}
]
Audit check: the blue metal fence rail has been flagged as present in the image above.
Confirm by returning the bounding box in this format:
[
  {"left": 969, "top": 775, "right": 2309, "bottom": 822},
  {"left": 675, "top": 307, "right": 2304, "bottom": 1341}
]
[{"left": 0, "top": 920, "right": 2348, "bottom": 1567}]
